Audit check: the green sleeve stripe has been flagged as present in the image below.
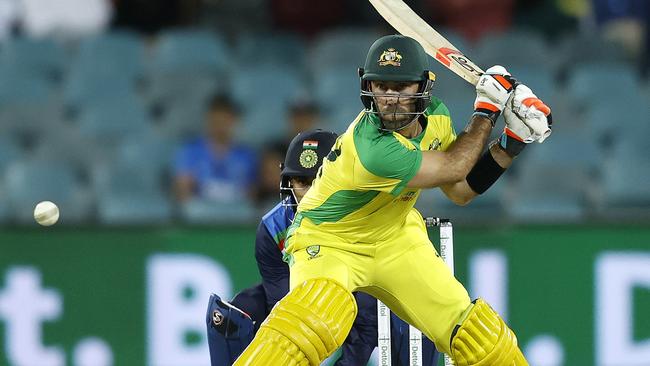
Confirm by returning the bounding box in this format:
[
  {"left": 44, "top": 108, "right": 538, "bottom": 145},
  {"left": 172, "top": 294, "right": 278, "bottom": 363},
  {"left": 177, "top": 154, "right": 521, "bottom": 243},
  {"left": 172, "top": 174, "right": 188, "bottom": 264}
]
[
  {"left": 301, "top": 190, "right": 380, "bottom": 225},
  {"left": 390, "top": 151, "right": 422, "bottom": 195},
  {"left": 353, "top": 117, "right": 422, "bottom": 183}
]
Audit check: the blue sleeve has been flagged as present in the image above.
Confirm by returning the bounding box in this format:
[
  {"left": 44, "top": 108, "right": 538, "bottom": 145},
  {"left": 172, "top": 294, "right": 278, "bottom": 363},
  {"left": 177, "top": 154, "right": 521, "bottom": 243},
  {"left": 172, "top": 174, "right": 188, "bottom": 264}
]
[
  {"left": 334, "top": 292, "right": 377, "bottom": 366},
  {"left": 254, "top": 221, "right": 289, "bottom": 310}
]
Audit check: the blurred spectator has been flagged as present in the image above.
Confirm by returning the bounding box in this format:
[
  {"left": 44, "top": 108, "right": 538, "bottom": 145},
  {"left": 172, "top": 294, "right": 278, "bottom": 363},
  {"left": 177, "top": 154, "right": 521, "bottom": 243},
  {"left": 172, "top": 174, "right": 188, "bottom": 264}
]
[
  {"left": 514, "top": 0, "right": 580, "bottom": 39},
  {"left": 255, "top": 142, "right": 285, "bottom": 210},
  {"left": 112, "top": 0, "right": 200, "bottom": 34},
  {"left": 255, "top": 97, "right": 320, "bottom": 207},
  {"left": 0, "top": 0, "right": 19, "bottom": 41},
  {"left": 425, "top": 0, "right": 515, "bottom": 42},
  {"left": 173, "top": 94, "right": 258, "bottom": 205},
  {"left": 592, "top": 0, "right": 648, "bottom": 60},
  {"left": 18, "top": 0, "right": 112, "bottom": 38},
  {"left": 270, "top": 0, "right": 344, "bottom": 36},
  {"left": 283, "top": 97, "right": 320, "bottom": 150}
]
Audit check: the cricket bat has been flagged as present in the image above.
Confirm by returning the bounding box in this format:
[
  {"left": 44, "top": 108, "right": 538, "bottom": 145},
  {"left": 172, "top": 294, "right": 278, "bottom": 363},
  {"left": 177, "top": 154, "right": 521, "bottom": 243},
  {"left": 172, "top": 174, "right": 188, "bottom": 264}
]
[{"left": 368, "top": 0, "right": 483, "bottom": 85}]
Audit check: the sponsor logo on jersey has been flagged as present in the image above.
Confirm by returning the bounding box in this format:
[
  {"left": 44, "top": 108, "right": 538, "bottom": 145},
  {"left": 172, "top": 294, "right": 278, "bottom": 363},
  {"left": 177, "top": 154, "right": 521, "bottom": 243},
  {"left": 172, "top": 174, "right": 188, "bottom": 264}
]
[
  {"left": 398, "top": 191, "right": 416, "bottom": 202},
  {"left": 378, "top": 48, "right": 402, "bottom": 66},
  {"left": 429, "top": 138, "right": 440, "bottom": 151},
  {"left": 212, "top": 310, "right": 224, "bottom": 326}
]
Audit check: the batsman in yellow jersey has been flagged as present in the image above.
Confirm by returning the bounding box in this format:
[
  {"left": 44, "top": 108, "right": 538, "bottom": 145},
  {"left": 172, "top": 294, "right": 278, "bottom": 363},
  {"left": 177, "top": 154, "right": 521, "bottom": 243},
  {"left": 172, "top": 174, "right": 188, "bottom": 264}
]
[{"left": 234, "top": 35, "right": 553, "bottom": 366}]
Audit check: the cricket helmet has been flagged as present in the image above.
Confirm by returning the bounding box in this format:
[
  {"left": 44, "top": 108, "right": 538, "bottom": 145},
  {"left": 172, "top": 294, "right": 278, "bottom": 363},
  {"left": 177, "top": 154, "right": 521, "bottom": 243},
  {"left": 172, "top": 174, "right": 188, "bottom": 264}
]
[
  {"left": 280, "top": 129, "right": 338, "bottom": 206},
  {"left": 359, "top": 35, "right": 435, "bottom": 131}
]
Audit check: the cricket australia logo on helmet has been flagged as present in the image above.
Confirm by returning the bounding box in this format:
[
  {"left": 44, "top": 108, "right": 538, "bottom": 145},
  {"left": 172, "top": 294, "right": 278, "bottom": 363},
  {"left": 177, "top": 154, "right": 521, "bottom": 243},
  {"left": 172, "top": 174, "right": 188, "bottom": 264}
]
[{"left": 378, "top": 48, "right": 402, "bottom": 66}]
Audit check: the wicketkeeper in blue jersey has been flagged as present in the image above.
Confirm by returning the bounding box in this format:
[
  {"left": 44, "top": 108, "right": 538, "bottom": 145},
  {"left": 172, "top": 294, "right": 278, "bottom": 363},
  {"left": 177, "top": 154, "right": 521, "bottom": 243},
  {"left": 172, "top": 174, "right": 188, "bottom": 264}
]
[{"left": 206, "top": 129, "right": 439, "bottom": 365}]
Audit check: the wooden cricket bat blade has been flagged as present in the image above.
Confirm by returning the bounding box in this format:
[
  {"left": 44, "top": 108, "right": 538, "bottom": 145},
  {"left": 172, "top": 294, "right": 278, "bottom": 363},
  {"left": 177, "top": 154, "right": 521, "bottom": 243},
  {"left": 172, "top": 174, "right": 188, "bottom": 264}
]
[{"left": 369, "top": 0, "right": 484, "bottom": 85}]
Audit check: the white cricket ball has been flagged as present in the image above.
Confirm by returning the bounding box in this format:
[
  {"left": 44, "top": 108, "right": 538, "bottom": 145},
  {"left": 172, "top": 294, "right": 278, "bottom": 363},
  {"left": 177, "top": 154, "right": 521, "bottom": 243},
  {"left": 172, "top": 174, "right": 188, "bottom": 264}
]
[{"left": 34, "top": 201, "right": 60, "bottom": 226}]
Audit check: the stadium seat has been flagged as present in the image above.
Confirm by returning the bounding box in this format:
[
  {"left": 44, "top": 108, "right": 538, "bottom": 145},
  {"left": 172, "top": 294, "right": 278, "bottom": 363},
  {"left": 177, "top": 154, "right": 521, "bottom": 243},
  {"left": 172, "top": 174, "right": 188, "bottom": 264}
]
[
  {"left": 0, "top": 137, "right": 22, "bottom": 177},
  {"left": 93, "top": 161, "right": 172, "bottom": 225},
  {"left": 416, "top": 177, "right": 508, "bottom": 225},
  {"left": 64, "top": 31, "right": 144, "bottom": 107},
  {"left": 506, "top": 66, "right": 556, "bottom": 102},
  {"left": 584, "top": 92, "right": 647, "bottom": 151},
  {"left": 600, "top": 134, "right": 650, "bottom": 217},
  {"left": 150, "top": 29, "right": 230, "bottom": 76},
  {"left": 0, "top": 65, "right": 61, "bottom": 138},
  {"left": 566, "top": 62, "right": 639, "bottom": 110},
  {"left": 313, "top": 67, "right": 362, "bottom": 131},
  {"left": 181, "top": 198, "right": 256, "bottom": 224},
  {"left": 115, "top": 134, "right": 175, "bottom": 179},
  {"left": 0, "top": 67, "right": 53, "bottom": 105},
  {"left": 520, "top": 125, "right": 603, "bottom": 174},
  {"left": 231, "top": 64, "right": 302, "bottom": 143},
  {"left": 0, "top": 37, "right": 67, "bottom": 82},
  {"left": 235, "top": 32, "right": 306, "bottom": 69},
  {"left": 309, "top": 28, "right": 382, "bottom": 73},
  {"left": 145, "top": 72, "right": 219, "bottom": 113},
  {"left": 97, "top": 192, "right": 173, "bottom": 225},
  {"left": 474, "top": 29, "right": 551, "bottom": 73},
  {"left": 156, "top": 100, "right": 206, "bottom": 141},
  {"left": 76, "top": 94, "right": 151, "bottom": 143},
  {"left": 63, "top": 67, "right": 138, "bottom": 110},
  {"left": 507, "top": 162, "right": 590, "bottom": 222},
  {"left": 5, "top": 159, "right": 92, "bottom": 224},
  {"left": 73, "top": 30, "right": 145, "bottom": 81},
  {"left": 555, "top": 33, "right": 631, "bottom": 76}
]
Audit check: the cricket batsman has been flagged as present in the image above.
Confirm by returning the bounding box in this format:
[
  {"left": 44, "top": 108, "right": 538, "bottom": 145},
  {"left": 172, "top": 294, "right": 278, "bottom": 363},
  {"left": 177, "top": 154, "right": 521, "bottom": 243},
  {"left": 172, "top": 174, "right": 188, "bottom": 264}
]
[
  {"left": 207, "top": 129, "right": 439, "bottom": 365},
  {"left": 234, "top": 35, "right": 552, "bottom": 365}
]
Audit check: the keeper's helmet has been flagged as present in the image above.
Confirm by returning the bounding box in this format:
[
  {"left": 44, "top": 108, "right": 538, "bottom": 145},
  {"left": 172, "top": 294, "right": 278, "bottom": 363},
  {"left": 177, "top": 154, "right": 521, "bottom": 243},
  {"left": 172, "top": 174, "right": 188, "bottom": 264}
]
[
  {"left": 359, "top": 35, "right": 435, "bottom": 131},
  {"left": 280, "top": 129, "right": 338, "bottom": 207}
]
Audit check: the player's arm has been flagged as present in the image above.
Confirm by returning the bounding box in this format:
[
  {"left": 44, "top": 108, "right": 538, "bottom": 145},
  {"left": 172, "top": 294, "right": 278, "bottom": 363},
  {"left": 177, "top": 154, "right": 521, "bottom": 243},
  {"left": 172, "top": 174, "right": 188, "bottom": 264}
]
[
  {"left": 440, "top": 84, "right": 553, "bottom": 205},
  {"left": 407, "top": 66, "right": 515, "bottom": 190},
  {"left": 254, "top": 221, "right": 289, "bottom": 310}
]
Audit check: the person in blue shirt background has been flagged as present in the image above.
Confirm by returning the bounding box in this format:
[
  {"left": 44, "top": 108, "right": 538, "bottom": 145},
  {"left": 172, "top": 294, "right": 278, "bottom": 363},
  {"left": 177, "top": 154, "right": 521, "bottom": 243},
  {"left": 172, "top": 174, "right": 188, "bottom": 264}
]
[
  {"left": 206, "top": 129, "right": 439, "bottom": 366},
  {"left": 173, "top": 94, "right": 258, "bottom": 205}
]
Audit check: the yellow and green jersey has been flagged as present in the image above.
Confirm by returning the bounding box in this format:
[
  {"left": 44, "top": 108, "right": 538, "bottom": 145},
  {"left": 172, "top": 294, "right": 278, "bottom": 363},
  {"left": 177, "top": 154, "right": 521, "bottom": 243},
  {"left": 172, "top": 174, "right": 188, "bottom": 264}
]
[{"left": 287, "top": 97, "right": 456, "bottom": 249}]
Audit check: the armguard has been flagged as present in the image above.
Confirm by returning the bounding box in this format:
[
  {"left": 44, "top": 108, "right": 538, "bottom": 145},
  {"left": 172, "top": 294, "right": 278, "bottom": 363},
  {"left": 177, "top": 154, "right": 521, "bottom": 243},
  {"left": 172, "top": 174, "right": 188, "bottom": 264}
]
[{"left": 466, "top": 150, "right": 505, "bottom": 194}]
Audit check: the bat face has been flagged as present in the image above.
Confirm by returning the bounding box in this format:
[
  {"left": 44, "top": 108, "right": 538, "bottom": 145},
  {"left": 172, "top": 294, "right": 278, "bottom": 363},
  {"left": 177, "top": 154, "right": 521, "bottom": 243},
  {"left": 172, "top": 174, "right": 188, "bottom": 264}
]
[
  {"left": 368, "top": 0, "right": 484, "bottom": 85},
  {"left": 435, "top": 47, "right": 483, "bottom": 81}
]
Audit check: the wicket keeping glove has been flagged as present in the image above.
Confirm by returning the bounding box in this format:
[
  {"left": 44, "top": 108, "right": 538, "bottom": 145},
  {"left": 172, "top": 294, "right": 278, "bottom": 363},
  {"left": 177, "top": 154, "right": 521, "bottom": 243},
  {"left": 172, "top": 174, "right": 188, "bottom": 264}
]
[
  {"left": 474, "top": 65, "right": 516, "bottom": 126},
  {"left": 500, "top": 84, "right": 553, "bottom": 157}
]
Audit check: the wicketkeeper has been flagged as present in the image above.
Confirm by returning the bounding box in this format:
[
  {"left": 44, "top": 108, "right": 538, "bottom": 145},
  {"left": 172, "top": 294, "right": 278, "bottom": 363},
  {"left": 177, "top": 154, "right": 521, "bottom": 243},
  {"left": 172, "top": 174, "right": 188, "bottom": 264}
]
[{"left": 207, "top": 129, "right": 439, "bottom": 365}]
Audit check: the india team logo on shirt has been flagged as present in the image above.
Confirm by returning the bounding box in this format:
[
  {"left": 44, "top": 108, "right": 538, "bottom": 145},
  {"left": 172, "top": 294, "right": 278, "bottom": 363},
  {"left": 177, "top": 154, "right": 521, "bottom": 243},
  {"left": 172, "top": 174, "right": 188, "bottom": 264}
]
[{"left": 378, "top": 48, "right": 402, "bottom": 66}]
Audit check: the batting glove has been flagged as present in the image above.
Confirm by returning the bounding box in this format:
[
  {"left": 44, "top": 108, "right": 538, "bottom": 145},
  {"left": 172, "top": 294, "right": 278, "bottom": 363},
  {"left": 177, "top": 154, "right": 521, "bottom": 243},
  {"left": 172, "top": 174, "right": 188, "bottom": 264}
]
[
  {"left": 510, "top": 84, "right": 552, "bottom": 142},
  {"left": 499, "top": 84, "right": 553, "bottom": 157},
  {"left": 474, "top": 65, "right": 516, "bottom": 126}
]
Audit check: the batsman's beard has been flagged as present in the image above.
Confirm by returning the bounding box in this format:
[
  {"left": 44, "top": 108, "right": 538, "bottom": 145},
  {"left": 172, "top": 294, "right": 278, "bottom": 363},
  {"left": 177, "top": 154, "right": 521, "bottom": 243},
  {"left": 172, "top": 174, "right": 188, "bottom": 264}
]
[{"left": 377, "top": 103, "right": 419, "bottom": 131}]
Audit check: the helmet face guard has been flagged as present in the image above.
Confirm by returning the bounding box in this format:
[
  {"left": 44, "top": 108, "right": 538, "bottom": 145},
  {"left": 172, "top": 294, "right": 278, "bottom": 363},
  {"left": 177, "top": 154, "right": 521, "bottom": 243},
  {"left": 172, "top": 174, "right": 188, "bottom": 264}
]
[
  {"left": 359, "top": 74, "right": 434, "bottom": 132},
  {"left": 279, "top": 175, "right": 313, "bottom": 208},
  {"left": 279, "top": 175, "right": 298, "bottom": 208},
  {"left": 359, "top": 35, "right": 435, "bottom": 132}
]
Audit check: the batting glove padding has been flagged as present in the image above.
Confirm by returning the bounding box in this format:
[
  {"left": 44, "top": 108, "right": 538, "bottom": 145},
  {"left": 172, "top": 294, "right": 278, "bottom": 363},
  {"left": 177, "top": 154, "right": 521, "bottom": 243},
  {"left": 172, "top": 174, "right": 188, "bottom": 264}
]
[
  {"left": 474, "top": 65, "right": 516, "bottom": 126},
  {"left": 509, "top": 84, "right": 552, "bottom": 143}
]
